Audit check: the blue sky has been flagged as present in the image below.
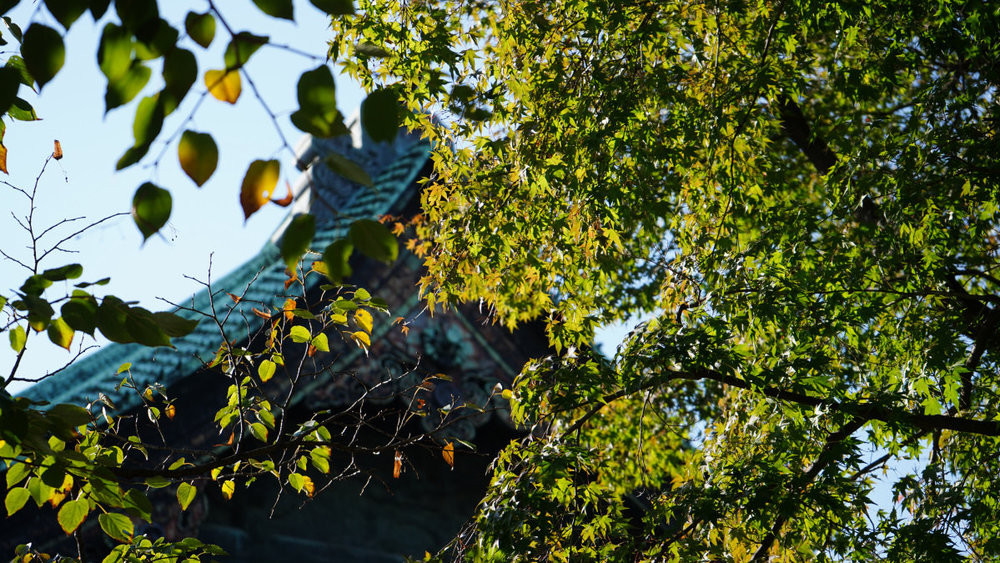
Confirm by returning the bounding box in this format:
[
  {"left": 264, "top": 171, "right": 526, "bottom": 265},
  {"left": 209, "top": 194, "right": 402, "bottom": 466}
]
[{"left": 1, "top": 1, "right": 364, "bottom": 393}]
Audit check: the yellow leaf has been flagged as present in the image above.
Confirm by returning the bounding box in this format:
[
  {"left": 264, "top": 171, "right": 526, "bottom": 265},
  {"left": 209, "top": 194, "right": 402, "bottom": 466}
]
[
  {"left": 204, "top": 69, "right": 241, "bottom": 104},
  {"left": 240, "top": 159, "right": 280, "bottom": 220},
  {"left": 301, "top": 475, "right": 315, "bottom": 497},
  {"left": 351, "top": 331, "right": 370, "bottom": 348},
  {"left": 220, "top": 480, "right": 235, "bottom": 500},
  {"left": 165, "top": 404, "right": 176, "bottom": 420},
  {"left": 354, "top": 309, "right": 373, "bottom": 334},
  {"left": 46, "top": 317, "right": 73, "bottom": 350},
  {"left": 143, "top": 388, "right": 154, "bottom": 401},
  {"left": 282, "top": 298, "right": 296, "bottom": 322},
  {"left": 442, "top": 442, "right": 454, "bottom": 468}
]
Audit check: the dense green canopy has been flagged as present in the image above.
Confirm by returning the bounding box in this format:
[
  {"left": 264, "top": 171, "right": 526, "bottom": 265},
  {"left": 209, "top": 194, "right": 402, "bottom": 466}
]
[{"left": 333, "top": 0, "right": 1000, "bottom": 559}]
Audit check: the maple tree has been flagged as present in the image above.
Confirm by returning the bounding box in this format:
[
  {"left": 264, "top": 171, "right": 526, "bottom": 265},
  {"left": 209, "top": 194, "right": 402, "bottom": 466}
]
[{"left": 330, "top": 0, "right": 1000, "bottom": 560}]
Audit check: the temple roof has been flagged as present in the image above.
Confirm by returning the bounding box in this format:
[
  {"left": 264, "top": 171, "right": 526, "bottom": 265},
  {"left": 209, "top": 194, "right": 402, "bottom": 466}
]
[{"left": 18, "top": 116, "right": 432, "bottom": 413}]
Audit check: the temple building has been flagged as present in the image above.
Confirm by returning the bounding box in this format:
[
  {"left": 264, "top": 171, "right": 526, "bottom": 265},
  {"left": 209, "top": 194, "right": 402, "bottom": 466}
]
[{"left": 4, "top": 116, "right": 546, "bottom": 561}]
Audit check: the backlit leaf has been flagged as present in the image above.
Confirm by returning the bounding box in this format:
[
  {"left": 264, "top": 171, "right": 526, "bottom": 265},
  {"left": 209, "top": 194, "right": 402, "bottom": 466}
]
[
  {"left": 105, "top": 61, "right": 151, "bottom": 111},
  {"left": 442, "top": 442, "right": 454, "bottom": 468},
  {"left": 360, "top": 87, "right": 399, "bottom": 143},
  {"left": 290, "top": 65, "right": 342, "bottom": 138},
  {"left": 46, "top": 317, "right": 73, "bottom": 350},
  {"left": 5, "top": 488, "right": 29, "bottom": 516},
  {"left": 350, "top": 331, "right": 370, "bottom": 348},
  {"left": 57, "top": 499, "right": 88, "bottom": 535},
  {"left": 131, "top": 182, "right": 171, "bottom": 241},
  {"left": 21, "top": 24, "right": 64, "bottom": 89},
  {"left": 204, "top": 69, "right": 240, "bottom": 104},
  {"left": 289, "top": 325, "right": 310, "bottom": 343},
  {"left": 98, "top": 512, "right": 133, "bottom": 543},
  {"left": 220, "top": 480, "right": 235, "bottom": 500},
  {"left": 324, "top": 152, "right": 372, "bottom": 187},
  {"left": 393, "top": 450, "right": 402, "bottom": 478},
  {"left": 322, "top": 239, "right": 353, "bottom": 282},
  {"left": 98, "top": 23, "right": 131, "bottom": 81},
  {"left": 161, "top": 48, "right": 196, "bottom": 113},
  {"left": 280, "top": 214, "right": 315, "bottom": 270},
  {"left": 8, "top": 325, "right": 25, "bottom": 352},
  {"left": 354, "top": 308, "right": 372, "bottom": 334},
  {"left": 178, "top": 130, "right": 218, "bottom": 186},
  {"left": 310, "top": 0, "right": 354, "bottom": 15},
  {"left": 239, "top": 159, "right": 279, "bottom": 220},
  {"left": 61, "top": 294, "right": 97, "bottom": 335},
  {"left": 311, "top": 332, "right": 329, "bottom": 352},
  {"left": 43, "top": 0, "right": 87, "bottom": 30},
  {"left": 151, "top": 311, "right": 198, "bottom": 337},
  {"left": 258, "top": 359, "right": 276, "bottom": 382},
  {"left": 176, "top": 483, "right": 196, "bottom": 511},
  {"left": 184, "top": 12, "right": 215, "bottom": 48},
  {"left": 252, "top": 0, "right": 293, "bottom": 20},
  {"left": 349, "top": 219, "right": 398, "bottom": 263},
  {"left": 224, "top": 32, "right": 267, "bottom": 70}
]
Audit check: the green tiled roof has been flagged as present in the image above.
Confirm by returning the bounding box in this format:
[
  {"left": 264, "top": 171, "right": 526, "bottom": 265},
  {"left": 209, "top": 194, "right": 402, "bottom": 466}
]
[{"left": 19, "top": 124, "right": 431, "bottom": 413}]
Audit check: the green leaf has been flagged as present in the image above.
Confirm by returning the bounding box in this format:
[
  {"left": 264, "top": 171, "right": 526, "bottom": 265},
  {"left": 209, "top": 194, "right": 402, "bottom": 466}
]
[
  {"left": 46, "top": 316, "right": 73, "bottom": 350},
  {"left": 289, "top": 325, "right": 311, "bottom": 343},
  {"left": 311, "top": 332, "right": 329, "bottom": 352},
  {"left": 5, "top": 488, "right": 29, "bottom": 516},
  {"left": 0, "top": 66, "right": 21, "bottom": 116},
  {"left": 115, "top": 0, "right": 158, "bottom": 39},
  {"left": 281, "top": 214, "right": 316, "bottom": 270},
  {"left": 131, "top": 18, "right": 177, "bottom": 60},
  {"left": 252, "top": 0, "right": 294, "bottom": 20},
  {"left": 258, "top": 359, "right": 276, "bottom": 382},
  {"left": 43, "top": 0, "right": 88, "bottom": 30},
  {"left": 324, "top": 152, "right": 372, "bottom": 187},
  {"left": 9, "top": 325, "right": 25, "bottom": 352},
  {"left": 161, "top": 48, "right": 196, "bottom": 114},
  {"left": 21, "top": 24, "right": 64, "bottom": 89},
  {"left": 98, "top": 23, "right": 131, "bottom": 81},
  {"left": 224, "top": 32, "right": 267, "bottom": 70},
  {"left": 177, "top": 130, "right": 218, "bottom": 186},
  {"left": 131, "top": 94, "right": 164, "bottom": 148},
  {"left": 7, "top": 97, "right": 37, "bottom": 121},
  {"left": 57, "top": 499, "right": 89, "bottom": 535},
  {"left": 176, "top": 483, "right": 196, "bottom": 511},
  {"left": 104, "top": 60, "right": 151, "bottom": 112},
  {"left": 151, "top": 311, "right": 198, "bottom": 337},
  {"left": 287, "top": 472, "right": 304, "bottom": 492},
  {"left": 48, "top": 403, "right": 92, "bottom": 428},
  {"left": 322, "top": 239, "right": 353, "bottom": 282},
  {"left": 354, "top": 288, "right": 370, "bottom": 301},
  {"left": 98, "top": 512, "right": 133, "bottom": 543},
  {"left": 131, "top": 182, "right": 171, "bottom": 241},
  {"left": 42, "top": 263, "right": 83, "bottom": 281},
  {"left": 349, "top": 219, "right": 397, "bottom": 263},
  {"left": 61, "top": 293, "right": 98, "bottom": 335},
  {"left": 360, "top": 87, "right": 399, "bottom": 143},
  {"left": 20, "top": 274, "right": 52, "bottom": 296},
  {"left": 23, "top": 295, "right": 54, "bottom": 332},
  {"left": 250, "top": 422, "right": 268, "bottom": 441},
  {"left": 4, "top": 56, "right": 33, "bottom": 88},
  {"left": 184, "top": 12, "right": 215, "bottom": 48},
  {"left": 290, "top": 65, "right": 343, "bottom": 138},
  {"left": 310, "top": 0, "right": 354, "bottom": 15}
]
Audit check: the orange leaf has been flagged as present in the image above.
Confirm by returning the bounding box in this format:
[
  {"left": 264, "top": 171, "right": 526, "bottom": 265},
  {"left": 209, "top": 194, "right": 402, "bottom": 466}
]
[
  {"left": 227, "top": 292, "right": 241, "bottom": 303},
  {"left": 393, "top": 451, "right": 402, "bottom": 479},
  {"left": 165, "top": 404, "right": 176, "bottom": 420},
  {"left": 283, "top": 298, "right": 296, "bottom": 322},
  {"left": 52, "top": 139, "right": 63, "bottom": 160},
  {"left": 272, "top": 181, "right": 294, "bottom": 206},
  {"left": 307, "top": 344, "right": 316, "bottom": 357},
  {"left": 204, "top": 69, "right": 241, "bottom": 104},
  {"left": 240, "top": 159, "right": 280, "bottom": 220},
  {"left": 284, "top": 268, "right": 298, "bottom": 290},
  {"left": 442, "top": 442, "right": 454, "bottom": 468},
  {"left": 252, "top": 307, "right": 272, "bottom": 319},
  {"left": 401, "top": 325, "right": 410, "bottom": 337}
]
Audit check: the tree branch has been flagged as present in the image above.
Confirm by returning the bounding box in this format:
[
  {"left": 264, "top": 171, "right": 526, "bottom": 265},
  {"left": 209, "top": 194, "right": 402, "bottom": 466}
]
[{"left": 776, "top": 96, "right": 837, "bottom": 174}]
